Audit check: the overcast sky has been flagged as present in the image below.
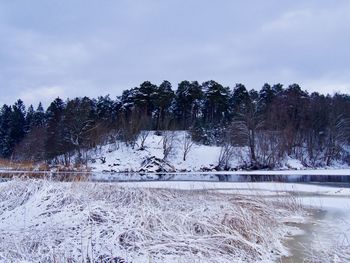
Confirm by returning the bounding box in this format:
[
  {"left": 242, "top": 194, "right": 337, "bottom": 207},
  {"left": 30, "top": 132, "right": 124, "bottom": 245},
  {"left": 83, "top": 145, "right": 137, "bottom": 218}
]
[{"left": 0, "top": 0, "right": 350, "bottom": 107}]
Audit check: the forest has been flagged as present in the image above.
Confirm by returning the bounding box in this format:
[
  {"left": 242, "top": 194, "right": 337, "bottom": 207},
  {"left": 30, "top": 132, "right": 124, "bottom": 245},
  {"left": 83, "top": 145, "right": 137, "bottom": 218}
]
[{"left": 0, "top": 80, "right": 350, "bottom": 169}]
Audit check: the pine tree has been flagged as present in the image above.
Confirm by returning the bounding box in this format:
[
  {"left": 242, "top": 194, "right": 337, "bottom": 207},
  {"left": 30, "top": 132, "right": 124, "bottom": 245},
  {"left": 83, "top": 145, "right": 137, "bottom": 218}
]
[
  {"left": 45, "top": 98, "right": 65, "bottom": 161},
  {"left": 0, "top": 105, "right": 13, "bottom": 158},
  {"left": 202, "top": 80, "right": 230, "bottom": 125},
  {"left": 134, "top": 81, "right": 158, "bottom": 117},
  {"left": 25, "top": 105, "right": 35, "bottom": 133},
  {"left": 32, "top": 102, "right": 46, "bottom": 127},
  {"left": 174, "top": 81, "right": 203, "bottom": 129},
  {"left": 231, "top": 83, "right": 251, "bottom": 115},
  {"left": 257, "top": 83, "right": 276, "bottom": 113},
  {"left": 154, "top": 80, "right": 175, "bottom": 130},
  {"left": 10, "top": 99, "right": 26, "bottom": 145},
  {"left": 96, "top": 95, "right": 114, "bottom": 122},
  {"left": 13, "top": 102, "right": 47, "bottom": 162}
]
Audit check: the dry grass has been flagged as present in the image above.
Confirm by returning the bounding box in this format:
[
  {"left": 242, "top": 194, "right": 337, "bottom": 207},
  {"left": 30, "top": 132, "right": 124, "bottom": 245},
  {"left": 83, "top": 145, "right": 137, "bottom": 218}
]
[
  {"left": 0, "top": 158, "right": 91, "bottom": 172},
  {"left": 0, "top": 158, "right": 49, "bottom": 171},
  {"left": 0, "top": 172, "right": 92, "bottom": 182},
  {"left": 0, "top": 179, "right": 304, "bottom": 263},
  {"left": 0, "top": 158, "right": 93, "bottom": 181}
]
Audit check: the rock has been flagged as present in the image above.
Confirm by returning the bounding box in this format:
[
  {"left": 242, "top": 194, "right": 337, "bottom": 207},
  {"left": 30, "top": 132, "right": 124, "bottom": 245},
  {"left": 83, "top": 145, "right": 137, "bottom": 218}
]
[{"left": 139, "top": 156, "right": 176, "bottom": 173}]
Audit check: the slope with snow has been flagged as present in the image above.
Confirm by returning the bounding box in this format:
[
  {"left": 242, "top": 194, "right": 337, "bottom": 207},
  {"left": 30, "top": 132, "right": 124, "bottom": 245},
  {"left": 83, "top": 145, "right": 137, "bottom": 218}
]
[
  {"left": 87, "top": 131, "right": 349, "bottom": 173},
  {"left": 88, "top": 131, "right": 226, "bottom": 172}
]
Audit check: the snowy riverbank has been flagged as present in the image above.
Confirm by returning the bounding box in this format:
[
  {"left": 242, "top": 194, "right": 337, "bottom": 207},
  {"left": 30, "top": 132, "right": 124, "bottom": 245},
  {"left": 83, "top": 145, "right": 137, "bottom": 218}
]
[
  {"left": 85, "top": 131, "right": 350, "bottom": 173},
  {"left": 0, "top": 179, "right": 350, "bottom": 262},
  {"left": 0, "top": 179, "right": 307, "bottom": 263}
]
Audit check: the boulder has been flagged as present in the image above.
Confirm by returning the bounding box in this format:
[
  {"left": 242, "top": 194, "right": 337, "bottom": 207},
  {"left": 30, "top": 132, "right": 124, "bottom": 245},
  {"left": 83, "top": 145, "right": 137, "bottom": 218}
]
[{"left": 139, "top": 156, "right": 176, "bottom": 173}]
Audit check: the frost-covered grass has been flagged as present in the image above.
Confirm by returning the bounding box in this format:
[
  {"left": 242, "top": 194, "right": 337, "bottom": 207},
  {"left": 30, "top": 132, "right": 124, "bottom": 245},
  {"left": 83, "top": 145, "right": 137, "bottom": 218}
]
[{"left": 0, "top": 179, "right": 304, "bottom": 263}]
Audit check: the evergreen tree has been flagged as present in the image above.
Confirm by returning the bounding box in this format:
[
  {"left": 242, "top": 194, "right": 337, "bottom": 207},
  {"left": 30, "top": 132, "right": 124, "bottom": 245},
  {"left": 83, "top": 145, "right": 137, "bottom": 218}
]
[
  {"left": 10, "top": 99, "right": 26, "bottom": 145},
  {"left": 257, "top": 83, "right": 281, "bottom": 114},
  {"left": 154, "top": 80, "right": 175, "bottom": 130},
  {"left": 231, "top": 83, "right": 251, "bottom": 115},
  {"left": 96, "top": 95, "right": 114, "bottom": 121},
  {"left": 272, "top": 83, "right": 283, "bottom": 94},
  {"left": 0, "top": 79, "right": 349, "bottom": 167},
  {"left": 202, "top": 80, "right": 230, "bottom": 125},
  {"left": 174, "top": 81, "right": 203, "bottom": 129},
  {"left": 32, "top": 102, "right": 46, "bottom": 127},
  {"left": 45, "top": 98, "right": 65, "bottom": 160},
  {"left": 25, "top": 105, "right": 35, "bottom": 133},
  {"left": 133, "top": 81, "right": 158, "bottom": 117},
  {"left": 120, "top": 87, "right": 139, "bottom": 119},
  {"left": 0, "top": 105, "right": 13, "bottom": 158}
]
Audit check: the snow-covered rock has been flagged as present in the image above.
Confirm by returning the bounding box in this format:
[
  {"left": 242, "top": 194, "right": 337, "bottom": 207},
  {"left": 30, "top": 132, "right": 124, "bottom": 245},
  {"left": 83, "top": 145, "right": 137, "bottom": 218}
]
[{"left": 139, "top": 156, "right": 175, "bottom": 172}]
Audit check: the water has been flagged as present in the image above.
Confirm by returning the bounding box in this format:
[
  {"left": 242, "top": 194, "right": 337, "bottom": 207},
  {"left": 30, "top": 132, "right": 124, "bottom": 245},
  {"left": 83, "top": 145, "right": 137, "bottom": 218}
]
[
  {"left": 281, "top": 198, "right": 350, "bottom": 263},
  {"left": 1, "top": 170, "right": 350, "bottom": 187},
  {"left": 88, "top": 172, "right": 350, "bottom": 187},
  {"left": 281, "top": 209, "right": 327, "bottom": 263}
]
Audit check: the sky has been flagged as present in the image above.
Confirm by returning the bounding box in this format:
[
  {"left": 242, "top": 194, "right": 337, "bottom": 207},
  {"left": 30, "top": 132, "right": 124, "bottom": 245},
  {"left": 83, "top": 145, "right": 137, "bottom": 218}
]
[{"left": 0, "top": 0, "right": 350, "bottom": 107}]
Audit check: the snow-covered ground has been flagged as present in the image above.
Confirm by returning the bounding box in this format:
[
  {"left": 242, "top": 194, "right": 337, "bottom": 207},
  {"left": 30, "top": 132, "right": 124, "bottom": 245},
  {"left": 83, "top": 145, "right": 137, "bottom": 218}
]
[
  {"left": 86, "top": 131, "right": 349, "bottom": 173},
  {"left": 0, "top": 178, "right": 349, "bottom": 262},
  {"left": 117, "top": 181, "right": 350, "bottom": 262},
  {"left": 88, "top": 131, "right": 225, "bottom": 172},
  {"left": 0, "top": 179, "right": 307, "bottom": 263},
  {"left": 0, "top": 131, "right": 348, "bottom": 174}
]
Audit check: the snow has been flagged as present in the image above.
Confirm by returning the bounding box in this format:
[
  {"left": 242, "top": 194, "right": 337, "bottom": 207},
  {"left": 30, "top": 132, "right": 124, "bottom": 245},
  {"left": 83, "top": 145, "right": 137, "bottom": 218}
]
[
  {"left": 117, "top": 181, "right": 350, "bottom": 262},
  {"left": 85, "top": 131, "right": 349, "bottom": 174},
  {"left": 88, "top": 131, "right": 224, "bottom": 172},
  {"left": 1, "top": 131, "right": 348, "bottom": 174},
  {"left": 284, "top": 157, "right": 304, "bottom": 170},
  {"left": 111, "top": 181, "right": 350, "bottom": 197},
  {"left": 0, "top": 179, "right": 305, "bottom": 263},
  {"left": 0, "top": 177, "right": 350, "bottom": 262}
]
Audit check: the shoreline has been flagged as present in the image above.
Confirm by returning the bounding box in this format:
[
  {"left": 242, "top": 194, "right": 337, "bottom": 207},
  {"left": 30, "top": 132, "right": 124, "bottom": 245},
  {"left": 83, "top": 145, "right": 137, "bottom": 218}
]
[{"left": 0, "top": 167, "right": 350, "bottom": 175}]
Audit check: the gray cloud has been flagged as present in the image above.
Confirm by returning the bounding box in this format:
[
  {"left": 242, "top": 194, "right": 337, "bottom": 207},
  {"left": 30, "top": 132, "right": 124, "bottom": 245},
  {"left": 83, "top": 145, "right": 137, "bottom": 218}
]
[{"left": 0, "top": 0, "right": 349, "bottom": 107}]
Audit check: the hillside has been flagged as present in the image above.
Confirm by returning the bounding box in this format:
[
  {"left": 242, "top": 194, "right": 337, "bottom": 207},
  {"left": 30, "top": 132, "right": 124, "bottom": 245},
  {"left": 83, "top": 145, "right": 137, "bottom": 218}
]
[
  {"left": 1, "top": 82, "right": 350, "bottom": 170},
  {"left": 86, "top": 131, "right": 349, "bottom": 173}
]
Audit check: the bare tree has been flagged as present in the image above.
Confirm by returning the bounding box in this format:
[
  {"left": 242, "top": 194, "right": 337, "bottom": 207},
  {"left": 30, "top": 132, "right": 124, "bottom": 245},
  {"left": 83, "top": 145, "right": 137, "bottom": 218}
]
[
  {"left": 230, "top": 107, "right": 264, "bottom": 166},
  {"left": 217, "top": 142, "right": 235, "bottom": 170},
  {"left": 138, "top": 130, "right": 150, "bottom": 150},
  {"left": 324, "top": 115, "right": 350, "bottom": 165},
  {"left": 162, "top": 131, "right": 176, "bottom": 160},
  {"left": 136, "top": 110, "right": 152, "bottom": 150},
  {"left": 13, "top": 127, "right": 47, "bottom": 162},
  {"left": 64, "top": 119, "right": 95, "bottom": 164},
  {"left": 254, "top": 130, "right": 284, "bottom": 168},
  {"left": 182, "top": 132, "right": 194, "bottom": 161},
  {"left": 120, "top": 109, "right": 142, "bottom": 149}
]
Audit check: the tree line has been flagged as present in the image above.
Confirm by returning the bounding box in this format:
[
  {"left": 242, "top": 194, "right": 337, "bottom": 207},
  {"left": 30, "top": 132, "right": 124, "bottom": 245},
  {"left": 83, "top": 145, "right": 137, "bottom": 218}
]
[{"left": 0, "top": 80, "right": 349, "bottom": 168}]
